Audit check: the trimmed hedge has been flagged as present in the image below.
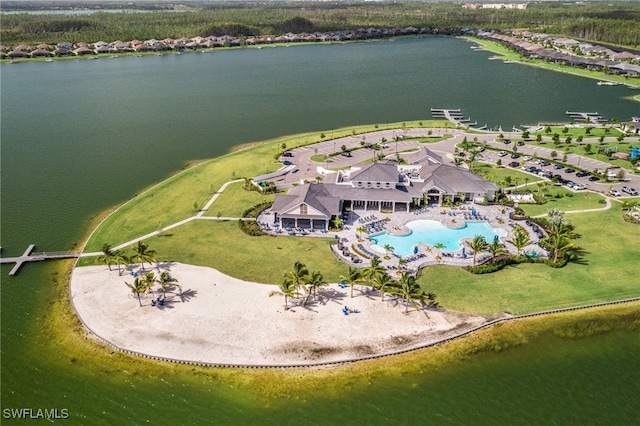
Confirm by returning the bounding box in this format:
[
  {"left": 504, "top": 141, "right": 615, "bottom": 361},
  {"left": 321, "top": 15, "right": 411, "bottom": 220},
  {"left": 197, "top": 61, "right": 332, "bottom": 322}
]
[
  {"left": 238, "top": 219, "right": 266, "bottom": 236},
  {"left": 242, "top": 201, "right": 273, "bottom": 218},
  {"left": 466, "top": 254, "right": 567, "bottom": 274}
]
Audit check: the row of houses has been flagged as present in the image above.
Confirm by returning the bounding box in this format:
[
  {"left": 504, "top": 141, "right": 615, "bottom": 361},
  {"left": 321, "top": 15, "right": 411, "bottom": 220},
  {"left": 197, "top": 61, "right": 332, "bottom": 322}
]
[
  {"left": 477, "top": 31, "right": 640, "bottom": 77},
  {"left": 0, "top": 26, "right": 463, "bottom": 59}
]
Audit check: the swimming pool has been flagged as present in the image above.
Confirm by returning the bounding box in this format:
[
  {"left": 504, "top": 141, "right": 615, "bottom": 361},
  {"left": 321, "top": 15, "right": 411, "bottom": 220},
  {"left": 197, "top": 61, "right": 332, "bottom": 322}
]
[{"left": 370, "top": 220, "right": 506, "bottom": 257}]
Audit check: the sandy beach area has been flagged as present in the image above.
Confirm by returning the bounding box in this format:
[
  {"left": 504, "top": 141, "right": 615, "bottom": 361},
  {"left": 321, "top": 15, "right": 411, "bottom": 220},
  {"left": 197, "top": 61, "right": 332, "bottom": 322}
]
[{"left": 70, "top": 263, "right": 499, "bottom": 366}]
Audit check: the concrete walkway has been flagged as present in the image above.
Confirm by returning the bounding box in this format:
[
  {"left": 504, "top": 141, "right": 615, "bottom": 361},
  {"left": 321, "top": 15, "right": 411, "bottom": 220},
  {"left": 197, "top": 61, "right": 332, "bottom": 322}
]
[
  {"left": 532, "top": 195, "right": 612, "bottom": 218},
  {"left": 82, "top": 180, "right": 247, "bottom": 257}
]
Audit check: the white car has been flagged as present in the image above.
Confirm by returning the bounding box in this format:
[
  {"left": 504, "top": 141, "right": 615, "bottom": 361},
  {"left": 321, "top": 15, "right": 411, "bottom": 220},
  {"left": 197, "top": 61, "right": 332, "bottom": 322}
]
[
  {"left": 622, "top": 186, "right": 639, "bottom": 196},
  {"left": 498, "top": 151, "right": 508, "bottom": 157},
  {"left": 573, "top": 183, "right": 587, "bottom": 190},
  {"left": 609, "top": 189, "right": 621, "bottom": 197},
  {"left": 524, "top": 155, "right": 533, "bottom": 161}
]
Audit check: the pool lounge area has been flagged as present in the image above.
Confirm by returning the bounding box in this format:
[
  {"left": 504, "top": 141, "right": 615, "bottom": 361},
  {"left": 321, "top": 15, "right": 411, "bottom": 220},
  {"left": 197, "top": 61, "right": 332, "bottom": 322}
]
[
  {"left": 258, "top": 204, "right": 548, "bottom": 273},
  {"left": 370, "top": 219, "right": 507, "bottom": 257}
]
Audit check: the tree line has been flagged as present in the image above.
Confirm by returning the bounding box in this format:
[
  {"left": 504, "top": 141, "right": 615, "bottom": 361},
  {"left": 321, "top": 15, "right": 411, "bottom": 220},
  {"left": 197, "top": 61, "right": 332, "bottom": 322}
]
[{"left": 2, "top": 2, "right": 639, "bottom": 48}]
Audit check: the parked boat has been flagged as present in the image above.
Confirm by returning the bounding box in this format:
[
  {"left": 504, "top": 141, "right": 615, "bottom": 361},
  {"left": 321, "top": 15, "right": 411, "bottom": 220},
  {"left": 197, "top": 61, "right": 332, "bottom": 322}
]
[{"left": 597, "top": 81, "right": 619, "bottom": 86}]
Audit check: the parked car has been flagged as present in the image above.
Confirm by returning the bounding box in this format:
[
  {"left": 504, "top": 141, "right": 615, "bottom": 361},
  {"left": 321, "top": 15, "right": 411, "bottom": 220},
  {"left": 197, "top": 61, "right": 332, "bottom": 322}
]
[
  {"left": 565, "top": 168, "right": 576, "bottom": 173},
  {"left": 511, "top": 153, "right": 520, "bottom": 159},
  {"left": 622, "top": 186, "right": 639, "bottom": 196},
  {"left": 282, "top": 160, "right": 293, "bottom": 166},
  {"left": 576, "top": 170, "right": 590, "bottom": 177},
  {"left": 517, "top": 141, "right": 525, "bottom": 146},
  {"left": 381, "top": 143, "right": 389, "bottom": 149},
  {"left": 478, "top": 146, "right": 486, "bottom": 152},
  {"left": 341, "top": 151, "right": 352, "bottom": 157},
  {"left": 539, "top": 160, "right": 551, "bottom": 166},
  {"left": 589, "top": 176, "right": 599, "bottom": 182},
  {"left": 554, "top": 163, "right": 564, "bottom": 169},
  {"left": 524, "top": 155, "right": 533, "bottom": 161},
  {"left": 609, "top": 189, "right": 621, "bottom": 196},
  {"left": 573, "top": 183, "right": 587, "bottom": 190},
  {"left": 509, "top": 161, "right": 520, "bottom": 168},
  {"left": 282, "top": 151, "right": 293, "bottom": 157},
  {"left": 498, "top": 151, "right": 508, "bottom": 157},
  {"left": 503, "top": 139, "right": 512, "bottom": 144}
]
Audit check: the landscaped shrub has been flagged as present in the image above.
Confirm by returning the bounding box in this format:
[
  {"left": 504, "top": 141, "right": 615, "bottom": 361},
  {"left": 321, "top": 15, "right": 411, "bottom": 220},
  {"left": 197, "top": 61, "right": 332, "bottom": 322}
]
[
  {"left": 242, "top": 201, "right": 273, "bottom": 218},
  {"left": 238, "top": 219, "right": 266, "bottom": 236},
  {"left": 465, "top": 254, "right": 567, "bottom": 274}
]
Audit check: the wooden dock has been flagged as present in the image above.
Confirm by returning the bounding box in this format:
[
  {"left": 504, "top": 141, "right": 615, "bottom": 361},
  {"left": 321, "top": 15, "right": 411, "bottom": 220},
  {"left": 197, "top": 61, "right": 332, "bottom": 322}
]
[{"left": 0, "top": 245, "right": 80, "bottom": 276}]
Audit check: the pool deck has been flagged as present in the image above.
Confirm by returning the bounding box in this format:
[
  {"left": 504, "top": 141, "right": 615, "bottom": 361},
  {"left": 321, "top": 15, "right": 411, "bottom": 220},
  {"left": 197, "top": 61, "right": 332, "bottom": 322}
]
[{"left": 258, "top": 203, "right": 548, "bottom": 274}]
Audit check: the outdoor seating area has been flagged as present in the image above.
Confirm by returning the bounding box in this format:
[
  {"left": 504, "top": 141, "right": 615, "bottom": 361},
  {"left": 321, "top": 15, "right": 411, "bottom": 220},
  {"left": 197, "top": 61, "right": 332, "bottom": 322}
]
[
  {"left": 357, "top": 215, "right": 388, "bottom": 234},
  {"left": 258, "top": 203, "right": 549, "bottom": 273}
]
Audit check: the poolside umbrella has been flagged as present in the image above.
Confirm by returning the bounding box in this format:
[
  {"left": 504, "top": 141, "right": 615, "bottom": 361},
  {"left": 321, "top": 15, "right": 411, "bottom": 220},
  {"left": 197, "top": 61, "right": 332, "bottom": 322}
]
[
  {"left": 462, "top": 247, "right": 466, "bottom": 257},
  {"left": 494, "top": 235, "right": 499, "bottom": 242},
  {"left": 371, "top": 223, "right": 375, "bottom": 229},
  {"left": 413, "top": 246, "right": 418, "bottom": 254}
]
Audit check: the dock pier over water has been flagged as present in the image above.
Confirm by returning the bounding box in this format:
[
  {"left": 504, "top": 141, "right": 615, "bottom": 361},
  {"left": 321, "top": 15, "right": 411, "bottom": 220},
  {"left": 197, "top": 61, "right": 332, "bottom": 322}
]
[{"left": 0, "top": 245, "right": 80, "bottom": 276}]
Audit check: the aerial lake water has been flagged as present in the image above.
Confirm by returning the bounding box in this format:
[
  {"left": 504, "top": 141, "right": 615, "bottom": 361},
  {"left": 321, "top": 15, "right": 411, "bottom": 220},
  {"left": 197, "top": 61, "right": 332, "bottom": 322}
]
[{"left": 1, "top": 37, "right": 639, "bottom": 423}]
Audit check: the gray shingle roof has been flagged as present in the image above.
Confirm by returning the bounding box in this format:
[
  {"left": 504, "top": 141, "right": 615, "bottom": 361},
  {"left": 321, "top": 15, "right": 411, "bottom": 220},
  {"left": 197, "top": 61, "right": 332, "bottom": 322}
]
[
  {"left": 272, "top": 183, "right": 341, "bottom": 218},
  {"left": 349, "top": 162, "right": 399, "bottom": 183}
]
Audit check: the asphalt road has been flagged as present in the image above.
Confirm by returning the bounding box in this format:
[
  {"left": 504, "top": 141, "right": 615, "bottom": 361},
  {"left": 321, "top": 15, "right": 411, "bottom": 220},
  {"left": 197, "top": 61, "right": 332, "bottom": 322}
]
[{"left": 274, "top": 128, "right": 640, "bottom": 199}]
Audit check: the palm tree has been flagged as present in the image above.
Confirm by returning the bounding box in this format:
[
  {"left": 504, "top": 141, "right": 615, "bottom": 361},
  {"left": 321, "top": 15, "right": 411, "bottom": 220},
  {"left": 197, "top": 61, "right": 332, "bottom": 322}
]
[
  {"left": 283, "top": 261, "right": 309, "bottom": 299},
  {"left": 370, "top": 271, "right": 395, "bottom": 302},
  {"left": 113, "top": 249, "right": 130, "bottom": 276},
  {"left": 304, "top": 270, "right": 327, "bottom": 303},
  {"left": 433, "top": 242, "right": 445, "bottom": 258},
  {"left": 157, "top": 271, "right": 181, "bottom": 300},
  {"left": 96, "top": 243, "right": 116, "bottom": 271},
  {"left": 394, "top": 272, "right": 434, "bottom": 313},
  {"left": 131, "top": 240, "right": 156, "bottom": 271},
  {"left": 362, "top": 256, "right": 386, "bottom": 296},
  {"left": 398, "top": 257, "right": 407, "bottom": 271},
  {"left": 242, "top": 177, "right": 253, "bottom": 191},
  {"left": 332, "top": 217, "right": 343, "bottom": 230},
  {"left": 125, "top": 277, "right": 147, "bottom": 307},
  {"left": 621, "top": 200, "right": 636, "bottom": 213},
  {"left": 142, "top": 271, "right": 156, "bottom": 298},
  {"left": 363, "top": 256, "right": 386, "bottom": 282},
  {"left": 383, "top": 244, "right": 394, "bottom": 257},
  {"left": 466, "top": 235, "right": 488, "bottom": 267},
  {"left": 356, "top": 226, "right": 367, "bottom": 240},
  {"left": 269, "top": 276, "right": 297, "bottom": 310},
  {"left": 546, "top": 231, "right": 576, "bottom": 264},
  {"left": 339, "top": 266, "right": 364, "bottom": 298},
  {"left": 487, "top": 239, "right": 506, "bottom": 260},
  {"left": 508, "top": 229, "right": 531, "bottom": 255}
]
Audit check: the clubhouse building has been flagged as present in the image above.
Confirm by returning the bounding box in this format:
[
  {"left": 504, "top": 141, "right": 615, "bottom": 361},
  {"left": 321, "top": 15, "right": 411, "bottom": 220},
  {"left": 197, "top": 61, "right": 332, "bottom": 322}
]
[{"left": 270, "top": 147, "right": 497, "bottom": 230}]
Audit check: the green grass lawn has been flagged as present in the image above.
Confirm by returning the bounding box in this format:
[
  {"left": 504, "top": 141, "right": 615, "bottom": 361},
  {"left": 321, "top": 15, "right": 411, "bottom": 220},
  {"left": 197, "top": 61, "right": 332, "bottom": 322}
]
[
  {"left": 82, "top": 127, "right": 640, "bottom": 315},
  {"left": 84, "top": 220, "right": 348, "bottom": 284},
  {"left": 201, "top": 181, "right": 275, "bottom": 218},
  {"left": 419, "top": 203, "right": 639, "bottom": 314},
  {"left": 474, "top": 163, "right": 543, "bottom": 186},
  {"left": 85, "top": 123, "right": 454, "bottom": 252},
  {"left": 519, "top": 188, "right": 606, "bottom": 217}
]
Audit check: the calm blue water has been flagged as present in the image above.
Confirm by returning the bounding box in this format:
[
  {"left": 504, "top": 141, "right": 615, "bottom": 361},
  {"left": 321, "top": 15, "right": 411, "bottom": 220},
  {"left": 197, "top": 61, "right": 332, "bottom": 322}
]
[{"left": 371, "top": 219, "right": 503, "bottom": 256}]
